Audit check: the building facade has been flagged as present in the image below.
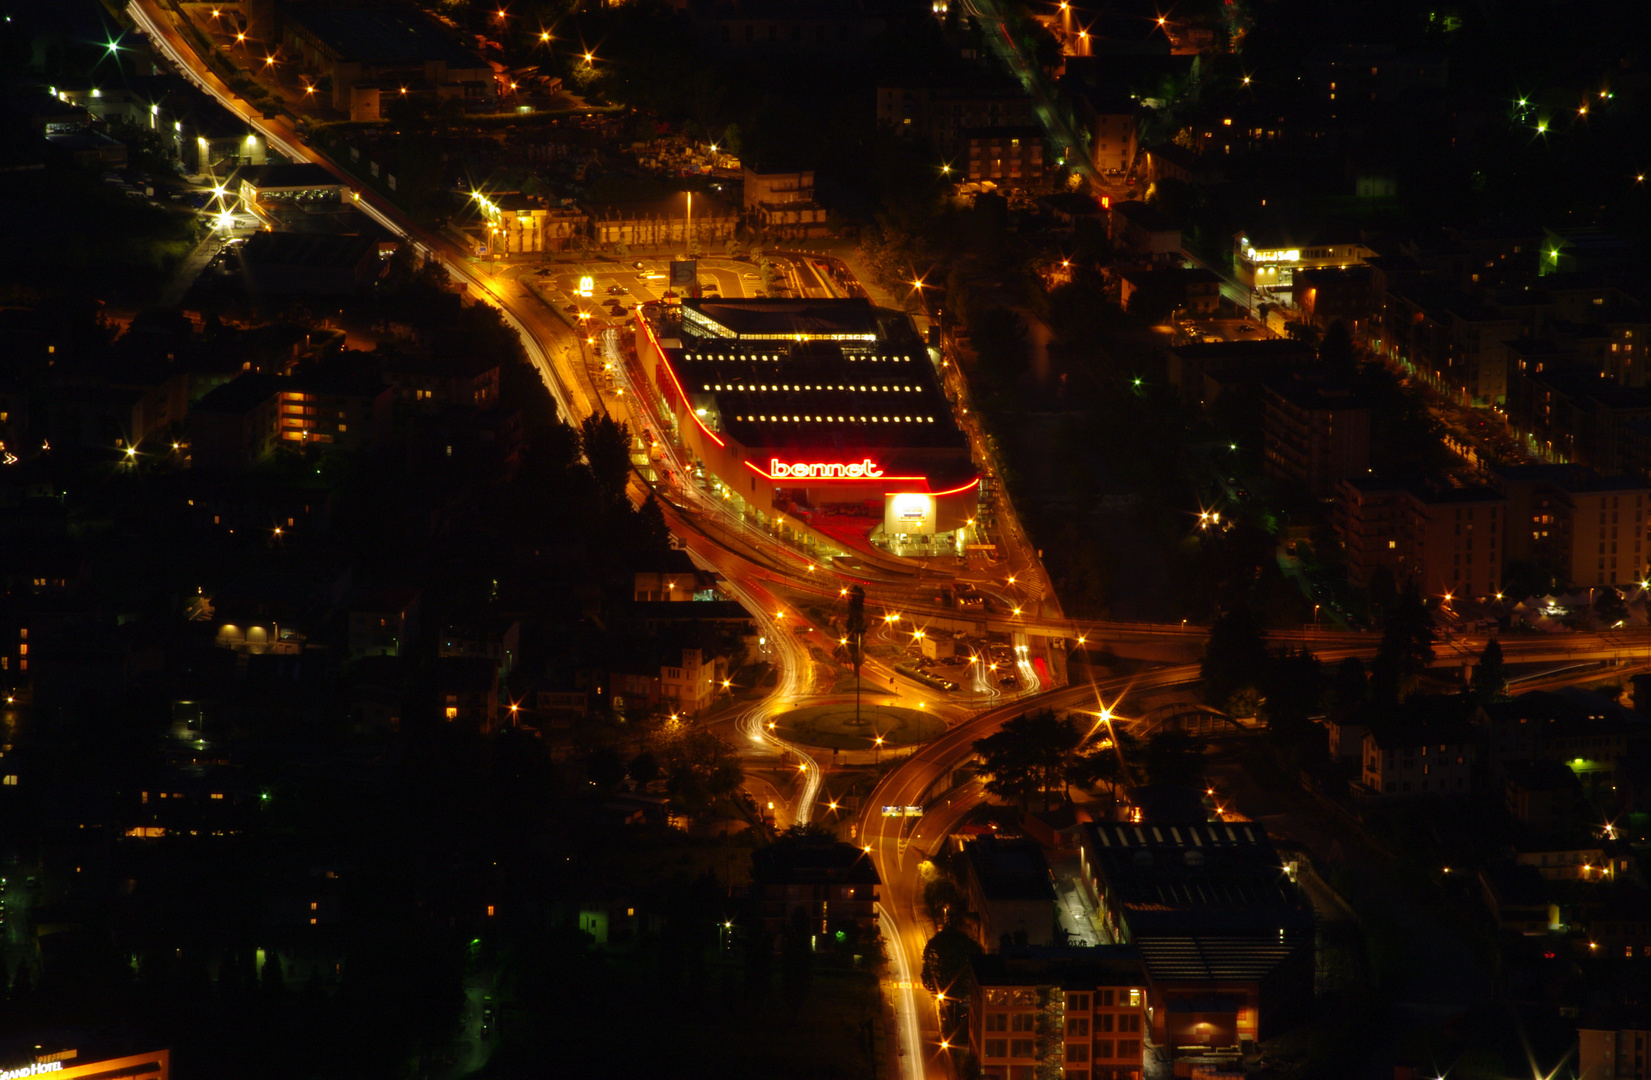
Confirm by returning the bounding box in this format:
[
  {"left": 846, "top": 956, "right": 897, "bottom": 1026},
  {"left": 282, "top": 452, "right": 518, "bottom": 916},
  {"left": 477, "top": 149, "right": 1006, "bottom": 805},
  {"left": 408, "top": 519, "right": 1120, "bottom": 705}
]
[
  {"left": 635, "top": 299, "right": 981, "bottom": 560},
  {"left": 1262, "top": 379, "right": 1371, "bottom": 496}
]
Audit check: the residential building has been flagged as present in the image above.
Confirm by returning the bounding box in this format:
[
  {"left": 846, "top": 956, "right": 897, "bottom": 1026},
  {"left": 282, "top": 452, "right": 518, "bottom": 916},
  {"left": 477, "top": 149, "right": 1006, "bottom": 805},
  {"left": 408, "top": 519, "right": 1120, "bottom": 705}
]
[
  {"left": 743, "top": 167, "right": 829, "bottom": 238},
  {"left": 748, "top": 833, "right": 880, "bottom": 940},
  {"left": 963, "top": 127, "right": 1044, "bottom": 187},
  {"left": 1504, "top": 759, "right": 1585, "bottom": 832},
  {"left": 279, "top": 3, "right": 496, "bottom": 115},
  {"left": 1108, "top": 201, "right": 1180, "bottom": 259},
  {"left": 970, "top": 948, "right": 1148, "bottom": 1080},
  {"left": 1513, "top": 837, "right": 1618, "bottom": 882},
  {"left": 276, "top": 371, "right": 394, "bottom": 452},
  {"left": 1165, "top": 340, "right": 1318, "bottom": 408},
  {"left": 1359, "top": 698, "right": 1478, "bottom": 798},
  {"left": 1075, "top": 821, "right": 1314, "bottom": 1054},
  {"left": 1578, "top": 1012, "right": 1651, "bottom": 1080},
  {"left": 1294, "top": 266, "right": 1373, "bottom": 336},
  {"left": 1334, "top": 479, "right": 1505, "bottom": 598},
  {"left": 585, "top": 194, "right": 738, "bottom": 249},
  {"left": 474, "top": 193, "right": 586, "bottom": 254},
  {"left": 433, "top": 655, "right": 499, "bottom": 731},
  {"left": 189, "top": 374, "right": 283, "bottom": 469},
  {"left": 1115, "top": 267, "right": 1219, "bottom": 318},
  {"left": 1489, "top": 465, "right": 1651, "bottom": 588},
  {"left": 960, "top": 836, "right": 1059, "bottom": 951},
  {"left": 1261, "top": 377, "right": 1371, "bottom": 496},
  {"left": 1477, "top": 861, "right": 1552, "bottom": 934},
  {"left": 660, "top": 646, "right": 724, "bottom": 717},
  {"left": 347, "top": 584, "right": 421, "bottom": 658},
  {"left": 695, "top": 0, "right": 888, "bottom": 57},
  {"left": 383, "top": 353, "right": 501, "bottom": 413},
  {"left": 877, "top": 79, "right": 1034, "bottom": 155},
  {"left": 1480, "top": 690, "right": 1640, "bottom": 800}
]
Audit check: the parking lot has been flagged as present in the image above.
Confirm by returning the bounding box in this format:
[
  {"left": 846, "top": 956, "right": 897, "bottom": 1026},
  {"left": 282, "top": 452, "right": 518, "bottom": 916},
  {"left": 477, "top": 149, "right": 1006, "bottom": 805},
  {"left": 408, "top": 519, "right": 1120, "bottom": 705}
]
[{"left": 468, "top": 255, "right": 767, "bottom": 327}]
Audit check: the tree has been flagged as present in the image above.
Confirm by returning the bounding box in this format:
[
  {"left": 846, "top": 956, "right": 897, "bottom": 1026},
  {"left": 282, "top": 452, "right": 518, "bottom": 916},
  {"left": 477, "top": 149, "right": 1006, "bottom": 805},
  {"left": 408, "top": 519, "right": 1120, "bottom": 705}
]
[
  {"left": 1373, "top": 583, "right": 1435, "bottom": 702},
  {"left": 1468, "top": 639, "right": 1508, "bottom": 703},
  {"left": 1366, "top": 565, "right": 1398, "bottom": 623},
  {"left": 656, "top": 728, "right": 744, "bottom": 813},
  {"left": 1319, "top": 320, "right": 1356, "bottom": 374},
  {"left": 969, "top": 307, "right": 1030, "bottom": 398},
  {"left": 1331, "top": 656, "right": 1368, "bottom": 711},
  {"left": 781, "top": 907, "right": 814, "bottom": 1010},
  {"left": 628, "top": 749, "right": 661, "bottom": 785},
  {"left": 584, "top": 745, "right": 627, "bottom": 791},
  {"left": 1068, "top": 744, "right": 1121, "bottom": 797},
  {"left": 1595, "top": 587, "right": 1627, "bottom": 627},
  {"left": 922, "top": 874, "right": 968, "bottom": 929},
  {"left": 1259, "top": 648, "right": 1323, "bottom": 739},
  {"left": 579, "top": 413, "right": 632, "bottom": 505},
  {"left": 636, "top": 494, "right": 671, "bottom": 554},
  {"left": 973, "top": 711, "right": 1080, "bottom": 811},
  {"left": 920, "top": 926, "right": 981, "bottom": 999},
  {"left": 1142, "top": 731, "right": 1203, "bottom": 787},
  {"left": 1201, "top": 605, "right": 1269, "bottom": 708},
  {"left": 260, "top": 950, "right": 285, "bottom": 996}
]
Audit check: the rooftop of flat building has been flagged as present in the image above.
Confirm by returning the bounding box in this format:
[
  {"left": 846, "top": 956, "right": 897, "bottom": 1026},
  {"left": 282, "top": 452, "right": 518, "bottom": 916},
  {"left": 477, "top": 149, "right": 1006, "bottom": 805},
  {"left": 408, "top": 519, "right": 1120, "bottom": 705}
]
[
  {"left": 971, "top": 946, "right": 1146, "bottom": 988},
  {"left": 241, "top": 231, "right": 379, "bottom": 271},
  {"left": 235, "top": 163, "right": 344, "bottom": 190},
  {"left": 964, "top": 836, "right": 1057, "bottom": 903},
  {"left": 1263, "top": 375, "right": 1372, "bottom": 412}
]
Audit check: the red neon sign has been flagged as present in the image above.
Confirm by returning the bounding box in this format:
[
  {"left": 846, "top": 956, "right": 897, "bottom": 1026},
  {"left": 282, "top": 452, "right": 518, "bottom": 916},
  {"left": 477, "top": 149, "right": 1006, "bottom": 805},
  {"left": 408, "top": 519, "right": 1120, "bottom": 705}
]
[
  {"left": 746, "top": 459, "right": 925, "bottom": 482},
  {"left": 773, "top": 458, "right": 883, "bottom": 479}
]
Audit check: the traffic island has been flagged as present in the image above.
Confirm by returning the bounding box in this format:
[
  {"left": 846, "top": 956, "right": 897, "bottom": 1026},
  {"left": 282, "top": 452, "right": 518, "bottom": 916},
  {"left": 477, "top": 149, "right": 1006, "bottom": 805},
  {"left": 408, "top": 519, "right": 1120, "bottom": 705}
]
[{"left": 770, "top": 703, "right": 946, "bottom": 756}]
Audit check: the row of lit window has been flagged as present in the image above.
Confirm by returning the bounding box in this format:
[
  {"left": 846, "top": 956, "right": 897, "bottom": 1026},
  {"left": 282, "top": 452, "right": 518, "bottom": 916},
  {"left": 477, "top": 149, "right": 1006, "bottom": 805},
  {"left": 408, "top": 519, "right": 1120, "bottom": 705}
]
[
  {"left": 703, "top": 383, "right": 922, "bottom": 393},
  {"left": 734, "top": 415, "right": 934, "bottom": 424}
]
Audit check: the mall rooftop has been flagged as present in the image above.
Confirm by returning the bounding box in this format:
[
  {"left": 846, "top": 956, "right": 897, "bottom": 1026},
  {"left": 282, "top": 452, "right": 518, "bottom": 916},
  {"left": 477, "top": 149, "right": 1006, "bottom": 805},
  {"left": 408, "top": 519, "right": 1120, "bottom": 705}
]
[{"left": 656, "top": 299, "right": 968, "bottom": 453}]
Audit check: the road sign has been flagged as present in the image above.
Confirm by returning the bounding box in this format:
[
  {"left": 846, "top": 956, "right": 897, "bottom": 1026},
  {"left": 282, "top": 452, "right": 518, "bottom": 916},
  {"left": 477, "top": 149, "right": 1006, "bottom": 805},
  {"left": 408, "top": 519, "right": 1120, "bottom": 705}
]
[{"left": 881, "top": 805, "right": 924, "bottom": 817}]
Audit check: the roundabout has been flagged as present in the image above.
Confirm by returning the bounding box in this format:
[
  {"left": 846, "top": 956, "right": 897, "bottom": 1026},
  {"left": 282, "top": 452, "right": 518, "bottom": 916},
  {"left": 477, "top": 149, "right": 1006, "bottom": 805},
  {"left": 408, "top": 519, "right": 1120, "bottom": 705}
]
[{"left": 769, "top": 702, "right": 947, "bottom": 751}]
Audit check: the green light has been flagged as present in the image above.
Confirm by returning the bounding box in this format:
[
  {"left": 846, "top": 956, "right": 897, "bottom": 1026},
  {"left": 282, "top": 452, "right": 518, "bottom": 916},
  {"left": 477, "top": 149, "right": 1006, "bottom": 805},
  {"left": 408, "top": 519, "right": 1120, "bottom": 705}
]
[
  {"left": 1133, "top": 377, "right": 1142, "bottom": 386},
  {"left": 1537, "top": 122, "right": 1547, "bottom": 133}
]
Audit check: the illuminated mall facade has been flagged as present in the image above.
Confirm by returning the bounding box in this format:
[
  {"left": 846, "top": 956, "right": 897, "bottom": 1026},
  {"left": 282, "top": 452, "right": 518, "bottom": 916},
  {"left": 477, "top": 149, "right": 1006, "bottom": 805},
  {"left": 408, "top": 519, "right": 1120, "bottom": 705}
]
[{"left": 634, "top": 298, "right": 981, "bottom": 558}]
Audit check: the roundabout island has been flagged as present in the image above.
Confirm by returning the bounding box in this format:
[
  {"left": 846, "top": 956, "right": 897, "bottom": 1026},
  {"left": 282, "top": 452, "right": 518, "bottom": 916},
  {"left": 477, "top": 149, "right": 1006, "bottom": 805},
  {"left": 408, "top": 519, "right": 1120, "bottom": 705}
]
[{"left": 769, "top": 702, "right": 947, "bottom": 751}]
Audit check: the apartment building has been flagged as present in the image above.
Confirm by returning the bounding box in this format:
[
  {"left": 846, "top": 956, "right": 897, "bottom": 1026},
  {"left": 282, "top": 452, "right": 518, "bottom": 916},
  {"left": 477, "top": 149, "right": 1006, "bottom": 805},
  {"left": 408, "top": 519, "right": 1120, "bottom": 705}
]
[
  {"left": 960, "top": 836, "right": 1059, "bottom": 952},
  {"left": 1358, "top": 698, "right": 1479, "bottom": 798},
  {"left": 743, "top": 167, "right": 829, "bottom": 239},
  {"left": 1261, "top": 377, "right": 1371, "bottom": 496},
  {"left": 748, "top": 833, "right": 880, "bottom": 941},
  {"left": 1490, "top": 464, "right": 1651, "bottom": 588},
  {"left": 660, "top": 646, "right": 724, "bottom": 716},
  {"left": 964, "top": 127, "right": 1044, "bottom": 186},
  {"left": 971, "top": 949, "right": 1148, "bottom": 1080},
  {"left": 1336, "top": 479, "right": 1506, "bottom": 598},
  {"left": 1579, "top": 1013, "right": 1651, "bottom": 1080}
]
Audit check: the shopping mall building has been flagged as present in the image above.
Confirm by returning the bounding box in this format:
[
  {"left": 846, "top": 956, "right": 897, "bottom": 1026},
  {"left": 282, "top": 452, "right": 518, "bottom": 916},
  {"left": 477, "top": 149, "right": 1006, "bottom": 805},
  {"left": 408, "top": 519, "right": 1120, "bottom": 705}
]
[{"left": 634, "top": 298, "right": 981, "bottom": 558}]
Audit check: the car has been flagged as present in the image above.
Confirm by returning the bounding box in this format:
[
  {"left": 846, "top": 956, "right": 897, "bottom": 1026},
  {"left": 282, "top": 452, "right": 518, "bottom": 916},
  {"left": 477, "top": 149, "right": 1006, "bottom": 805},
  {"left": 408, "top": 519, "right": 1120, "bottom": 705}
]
[
  {"left": 607, "top": 284, "right": 625, "bottom": 294},
  {"left": 563, "top": 304, "right": 580, "bottom": 313},
  {"left": 534, "top": 267, "right": 553, "bottom": 276},
  {"left": 1237, "top": 324, "right": 1257, "bottom": 333},
  {"left": 998, "top": 673, "right": 1020, "bottom": 688},
  {"left": 632, "top": 261, "right": 645, "bottom": 270}
]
